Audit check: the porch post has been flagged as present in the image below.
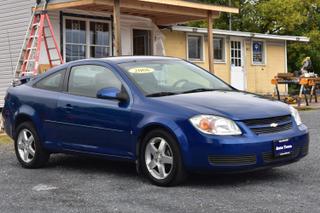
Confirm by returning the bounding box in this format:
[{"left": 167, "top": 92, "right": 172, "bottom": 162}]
[
  {"left": 207, "top": 11, "right": 214, "bottom": 73},
  {"left": 113, "top": 0, "right": 122, "bottom": 56}
]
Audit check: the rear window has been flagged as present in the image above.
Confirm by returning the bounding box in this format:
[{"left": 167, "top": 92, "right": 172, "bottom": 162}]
[{"left": 35, "top": 70, "right": 65, "bottom": 92}]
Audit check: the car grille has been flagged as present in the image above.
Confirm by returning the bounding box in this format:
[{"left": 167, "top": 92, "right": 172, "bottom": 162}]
[
  {"left": 242, "top": 115, "right": 293, "bottom": 135},
  {"left": 208, "top": 143, "right": 308, "bottom": 167},
  {"left": 208, "top": 154, "right": 257, "bottom": 166},
  {"left": 262, "top": 148, "right": 300, "bottom": 164}
]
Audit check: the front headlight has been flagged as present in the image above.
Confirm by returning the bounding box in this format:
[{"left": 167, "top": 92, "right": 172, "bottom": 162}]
[
  {"left": 189, "top": 115, "right": 242, "bottom": 135},
  {"left": 290, "top": 106, "right": 302, "bottom": 126}
]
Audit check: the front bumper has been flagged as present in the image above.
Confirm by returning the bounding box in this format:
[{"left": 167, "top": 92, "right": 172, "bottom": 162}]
[{"left": 182, "top": 124, "right": 309, "bottom": 172}]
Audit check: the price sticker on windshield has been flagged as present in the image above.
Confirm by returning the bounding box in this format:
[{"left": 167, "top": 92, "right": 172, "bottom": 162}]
[{"left": 128, "top": 67, "right": 154, "bottom": 74}]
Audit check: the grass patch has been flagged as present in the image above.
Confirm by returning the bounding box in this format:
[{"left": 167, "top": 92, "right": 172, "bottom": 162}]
[
  {"left": 295, "top": 106, "right": 318, "bottom": 111},
  {"left": 0, "top": 134, "right": 12, "bottom": 144}
]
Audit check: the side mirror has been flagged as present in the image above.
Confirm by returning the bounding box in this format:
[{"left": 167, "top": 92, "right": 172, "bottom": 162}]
[{"left": 96, "top": 87, "right": 129, "bottom": 102}]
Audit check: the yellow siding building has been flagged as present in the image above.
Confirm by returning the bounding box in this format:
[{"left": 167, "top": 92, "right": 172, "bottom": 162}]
[{"left": 162, "top": 26, "right": 309, "bottom": 94}]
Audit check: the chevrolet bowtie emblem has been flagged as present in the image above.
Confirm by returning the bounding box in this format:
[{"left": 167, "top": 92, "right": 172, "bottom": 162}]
[{"left": 270, "top": 123, "right": 279, "bottom": 128}]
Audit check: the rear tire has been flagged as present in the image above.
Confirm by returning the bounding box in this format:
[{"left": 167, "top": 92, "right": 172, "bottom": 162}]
[
  {"left": 140, "top": 129, "right": 187, "bottom": 186},
  {"left": 14, "top": 122, "right": 49, "bottom": 168}
]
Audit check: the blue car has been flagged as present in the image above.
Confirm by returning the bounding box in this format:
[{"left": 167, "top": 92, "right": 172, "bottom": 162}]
[{"left": 2, "top": 56, "right": 309, "bottom": 186}]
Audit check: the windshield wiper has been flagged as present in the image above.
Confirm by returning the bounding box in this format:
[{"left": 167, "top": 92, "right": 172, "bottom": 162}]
[
  {"left": 147, "top": 88, "right": 229, "bottom": 97},
  {"left": 182, "top": 88, "right": 217, "bottom": 94},
  {"left": 146, "top": 92, "right": 179, "bottom": 97}
]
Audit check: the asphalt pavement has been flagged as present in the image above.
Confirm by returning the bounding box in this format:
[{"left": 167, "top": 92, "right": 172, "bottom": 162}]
[{"left": 0, "top": 110, "right": 319, "bottom": 213}]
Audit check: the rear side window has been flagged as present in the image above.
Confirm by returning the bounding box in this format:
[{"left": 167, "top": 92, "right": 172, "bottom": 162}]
[
  {"left": 35, "top": 70, "right": 65, "bottom": 91},
  {"left": 68, "top": 65, "right": 122, "bottom": 98}
]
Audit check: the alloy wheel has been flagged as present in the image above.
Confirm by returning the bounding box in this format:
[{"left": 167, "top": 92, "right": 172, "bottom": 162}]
[
  {"left": 17, "top": 129, "right": 36, "bottom": 163},
  {"left": 145, "top": 137, "right": 174, "bottom": 180}
]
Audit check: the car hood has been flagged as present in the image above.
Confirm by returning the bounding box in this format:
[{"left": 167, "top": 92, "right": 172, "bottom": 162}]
[{"left": 154, "top": 91, "right": 291, "bottom": 120}]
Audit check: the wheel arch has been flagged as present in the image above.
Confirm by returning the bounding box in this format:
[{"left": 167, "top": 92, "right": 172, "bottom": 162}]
[
  {"left": 14, "top": 114, "right": 33, "bottom": 131},
  {"left": 135, "top": 122, "right": 189, "bottom": 160},
  {"left": 13, "top": 105, "right": 43, "bottom": 140}
]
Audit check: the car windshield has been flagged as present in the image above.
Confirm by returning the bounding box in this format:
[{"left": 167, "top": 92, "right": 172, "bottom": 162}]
[{"left": 118, "top": 60, "right": 233, "bottom": 97}]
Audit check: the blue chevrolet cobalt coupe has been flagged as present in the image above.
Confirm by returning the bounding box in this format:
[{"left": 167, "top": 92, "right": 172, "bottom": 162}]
[{"left": 2, "top": 56, "right": 309, "bottom": 186}]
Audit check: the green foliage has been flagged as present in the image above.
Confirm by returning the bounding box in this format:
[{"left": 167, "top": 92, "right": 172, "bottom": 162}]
[
  {"left": 193, "top": 0, "right": 320, "bottom": 74},
  {"left": 288, "top": 30, "right": 320, "bottom": 73}
]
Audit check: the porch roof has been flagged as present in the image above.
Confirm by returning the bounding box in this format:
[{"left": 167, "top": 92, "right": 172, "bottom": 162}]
[
  {"left": 46, "top": 0, "right": 239, "bottom": 25},
  {"left": 171, "top": 26, "right": 310, "bottom": 42}
]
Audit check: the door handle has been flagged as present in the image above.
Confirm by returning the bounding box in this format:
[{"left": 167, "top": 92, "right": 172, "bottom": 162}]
[{"left": 64, "top": 104, "right": 73, "bottom": 111}]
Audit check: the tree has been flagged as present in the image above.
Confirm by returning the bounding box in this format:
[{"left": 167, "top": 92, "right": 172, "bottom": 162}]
[{"left": 193, "top": 0, "right": 320, "bottom": 74}]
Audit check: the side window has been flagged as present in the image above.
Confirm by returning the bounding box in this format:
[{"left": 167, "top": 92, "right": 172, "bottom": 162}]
[
  {"left": 187, "top": 35, "right": 203, "bottom": 61},
  {"left": 214, "top": 37, "right": 225, "bottom": 62},
  {"left": 35, "top": 70, "right": 65, "bottom": 91},
  {"left": 68, "top": 65, "right": 122, "bottom": 98}
]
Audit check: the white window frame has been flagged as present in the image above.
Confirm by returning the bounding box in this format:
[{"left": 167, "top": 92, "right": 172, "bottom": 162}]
[
  {"left": 213, "top": 36, "right": 226, "bottom": 63},
  {"left": 63, "top": 16, "right": 112, "bottom": 61},
  {"left": 186, "top": 33, "right": 205, "bottom": 62},
  {"left": 251, "top": 39, "right": 267, "bottom": 65}
]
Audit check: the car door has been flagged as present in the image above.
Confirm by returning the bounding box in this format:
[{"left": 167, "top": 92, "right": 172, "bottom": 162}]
[{"left": 56, "top": 63, "right": 133, "bottom": 158}]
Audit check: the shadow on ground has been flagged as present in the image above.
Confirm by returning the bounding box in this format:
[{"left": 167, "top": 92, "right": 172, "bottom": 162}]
[
  {"left": 1, "top": 133, "right": 301, "bottom": 189},
  {"left": 45, "top": 153, "right": 291, "bottom": 188},
  {"left": 48, "top": 154, "right": 137, "bottom": 176}
]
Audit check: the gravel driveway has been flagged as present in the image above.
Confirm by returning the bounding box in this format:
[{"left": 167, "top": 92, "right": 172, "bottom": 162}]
[{"left": 0, "top": 110, "right": 319, "bottom": 213}]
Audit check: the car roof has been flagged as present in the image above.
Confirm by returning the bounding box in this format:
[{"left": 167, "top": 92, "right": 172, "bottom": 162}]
[
  {"left": 100, "top": 56, "right": 182, "bottom": 64},
  {"left": 40, "top": 56, "right": 182, "bottom": 77}
]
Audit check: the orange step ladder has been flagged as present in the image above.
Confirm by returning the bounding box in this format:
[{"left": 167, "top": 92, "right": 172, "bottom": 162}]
[{"left": 14, "top": 0, "right": 63, "bottom": 78}]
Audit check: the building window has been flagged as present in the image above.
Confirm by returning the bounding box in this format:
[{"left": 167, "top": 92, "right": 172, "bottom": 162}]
[
  {"left": 231, "top": 40, "right": 242, "bottom": 67},
  {"left": 187, "top": 35, "right": 203, "bottom": 61},
  {"left": 90, "top": 22, "right": 111, "bottom": 58},
  {"left": 214, "top": 37, "right": 225, "bottom": 62},
  {"left": 252, "top": 41, "right": 265, "bottom": 64},
  {"left": 65, "top": 20, "right": 86, "bottom": 62},
  {"left": 64, "top": 18, "right": 111, "bottom": 62}
]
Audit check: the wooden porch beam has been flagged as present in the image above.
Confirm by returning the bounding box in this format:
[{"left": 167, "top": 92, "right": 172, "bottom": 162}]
[
  {"left": 46, "top": 0, "right": 224, "bottom": 22},
  {"left": 138, "top": 0, "right": 239, "bottom": 14},
  {"left": 207, "top": 11, "right": 214, "bottom": 73},
  {"left": 113, "top": 0, "right": 122, "bottom": 56},
  {"left": 155, "top": 16, "right": 206, "bottom": 25},
  {"left": 46, "top": 0, "right": 96, "bottom": 10},
  {"left": 94, "top": 0, "right": 211, "bottom": 18}
]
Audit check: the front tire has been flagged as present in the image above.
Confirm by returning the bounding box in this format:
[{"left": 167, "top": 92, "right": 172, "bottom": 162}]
[
  {"left": 14, "top": 122, "right": 49, "bottom": 168},
  {"left": 140, "top": 129, "right": 187, "bottom": 186}
]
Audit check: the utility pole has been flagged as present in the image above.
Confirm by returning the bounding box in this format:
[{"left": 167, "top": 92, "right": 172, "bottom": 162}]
[{"left": 229, "top": 0, "right": 232, "bottom": 31}]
